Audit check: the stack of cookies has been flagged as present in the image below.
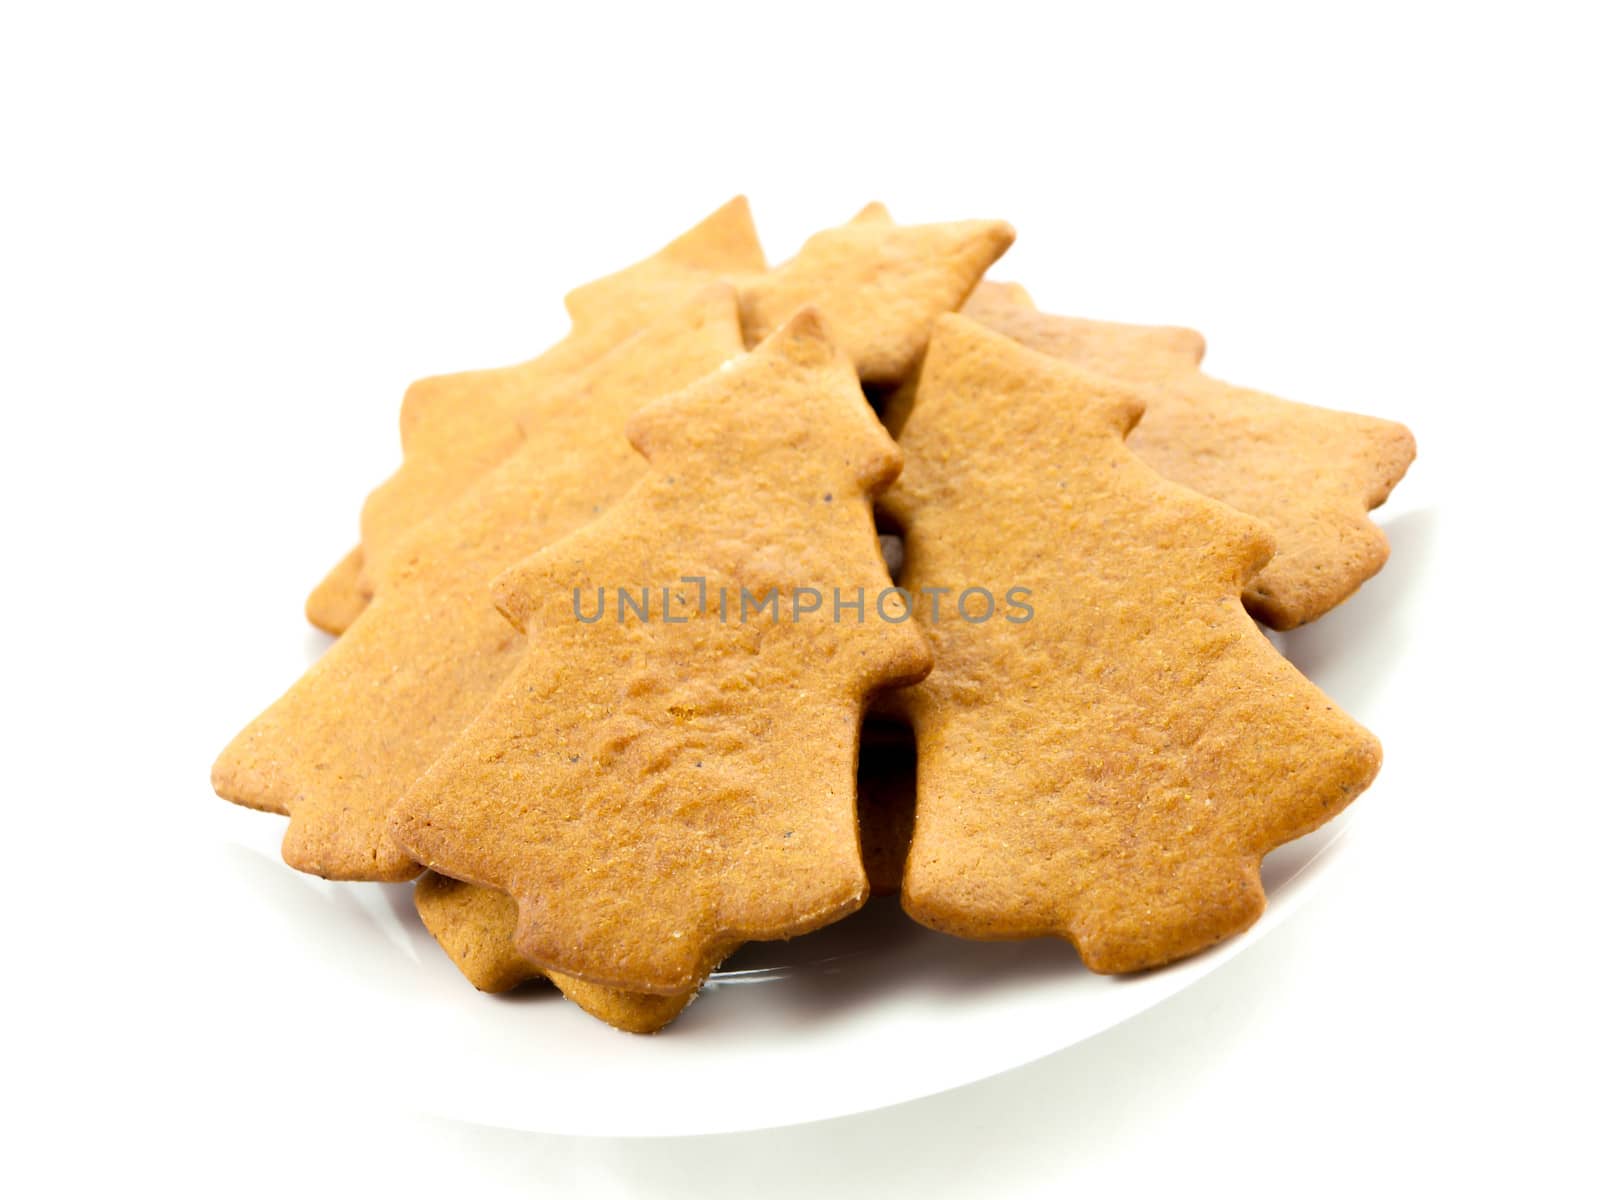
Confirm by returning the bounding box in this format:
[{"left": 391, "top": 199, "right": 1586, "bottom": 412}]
[{"left": 213, "top": 198, "right": 1415, "bottom": 1033}]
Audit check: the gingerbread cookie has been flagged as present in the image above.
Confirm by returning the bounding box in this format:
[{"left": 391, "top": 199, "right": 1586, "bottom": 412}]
[
  {"left": 879, "top": 281, "right": 1206, "bottom": 436},
  {"left": 304, "top": 547, "right": 369, "bottom": 637},
  {"left": 414, "top": 874, "right": 697, "bottom": 1034},
  {"left": 738, "top": 206, "right": 1014, "bottom": 385},
  {"left": 881, "top": 315, "right": 1382, "bottom": 973},
  {"left": 213, "top": 285, "right": 746, "bottom": 879},
  {"left": 422, "top": 717, "right": 918, "bottom": 1019},
  {"left": 389, "top": 309, "right": 932, "bottom": 994},
  {"left": 305, "top": 197, "right": 768, "bottom": 632},
  {"left": 309, "top": 201, "right": 1013, "bottom": 631},
  {"left": 947, "top": 283, "right": 1415, "bottom": 628}
]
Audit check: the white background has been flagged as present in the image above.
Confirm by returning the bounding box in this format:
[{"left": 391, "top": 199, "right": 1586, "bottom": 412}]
[{"left": 4, "top": 2, "right": 1596, "bottom": 1195}]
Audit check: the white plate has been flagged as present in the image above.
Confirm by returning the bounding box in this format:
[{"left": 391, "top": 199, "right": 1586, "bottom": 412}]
[
  {"left": 212, "top": 807, "right": 1352, "bottom": 1137},
  {"left": 201, "top": 492, "right": 1428, "bottom": 1138}
]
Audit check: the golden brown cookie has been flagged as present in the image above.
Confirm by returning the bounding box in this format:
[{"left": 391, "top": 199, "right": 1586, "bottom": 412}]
[
  {"left": 959, "top": 280, "right": 1209, "bottom": 381},
  {"left": 946, "top": 283, "right": 1415, "bottom": 628},
  {"left": 389, "top": 309, "right": 932, "bottom": 993},
  {"left": 414, "top": 872, "right": 538, "bottom": 994},
  {"left": 879, "top": 281, "right": 1206, "bottom": 435},
  {"left": 306, "top": 197, "right": 768, "bottom": 632},
  {"left": 880, "top": 315, "right": 1382, "bottom": 974},
  {"left": 966, "top": 279, "right": 1034, "bottom": 312},
  {"left": 304, "top": 547, "right": 369, "bottom": 637},
  {"left": 213, "top": 285, "right": 747, "bottom": 880},
  {"left": 424, "top": 717, "right": 917, "bottom": 1011},
  {"left": 737, "top": 207, "right": 1014, "bottom": 385},
  {"left": 312, "top": 201, "right": 1012, "bottom": 632},
  {"left": 414, "top": 873, "right": 697, "bottom": 1034}
]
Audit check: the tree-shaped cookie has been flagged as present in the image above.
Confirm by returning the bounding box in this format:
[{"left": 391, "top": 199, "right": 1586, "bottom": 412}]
[
  {"left": 305, "top": 196, "right": 767, "bottom": 633},
  {"left": 881, "top": 315, "right": 1382, "bottom": 973},
  {"left": 214, "top": 286, "right": 747, "bottom": 879},
  {"left": 879, "top": 281, "right": 1207, "bottom": 435},
  {"left": 417, "top": 722, "right": 916, "bottom": 1032},
  {"left": 954, "top": 283, "right": 1416, "bottom": 628},
  {"left": 358, "top": 202, "right": 1008, "bottom": 604},
  {"left": 389, "top": 310, "right": 931, "bottom": 993},
  {"left": 737, "top": 203, "right": 1014, "bottom": 385},
  {"left": 308, "top": 201, "right": 1013, "bottom": 633}
]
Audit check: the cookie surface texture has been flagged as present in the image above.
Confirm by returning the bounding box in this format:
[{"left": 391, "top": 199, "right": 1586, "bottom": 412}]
[
  {"left": 427, "top": 715, "right": 919, "bottom": 1002},
  {"left": 956, "top": 284, "right": 1416, "bottom": 627},
  {"left": 390, "top": 309, "right": 932, "bottom": 993},
  {"left": 882, "top": 315, "right": 1382, "bottom": 973}
]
